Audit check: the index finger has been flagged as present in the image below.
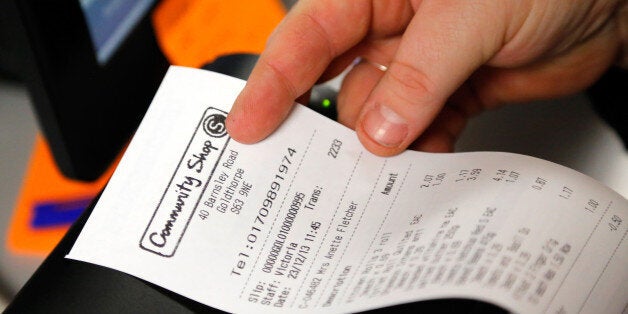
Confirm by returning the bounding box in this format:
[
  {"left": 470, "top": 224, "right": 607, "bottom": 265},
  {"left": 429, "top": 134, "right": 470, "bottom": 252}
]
[{"left": 226, "top": 1, "right": 371, "bottom": 143}]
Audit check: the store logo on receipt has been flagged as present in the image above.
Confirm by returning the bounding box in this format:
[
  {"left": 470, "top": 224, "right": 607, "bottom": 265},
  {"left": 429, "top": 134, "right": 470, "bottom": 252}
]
[
  {"left": 202, "top": 113, "right": 227, "bottom": 138},
  {"left": 140, "top": 107, "right": 230, "bottom": 257}
]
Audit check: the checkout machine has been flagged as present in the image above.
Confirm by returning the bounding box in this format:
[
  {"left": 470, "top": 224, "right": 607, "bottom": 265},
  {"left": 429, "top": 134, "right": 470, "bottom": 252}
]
[{"left": 0, "top": 0, "right": 625, "bottom": 312}]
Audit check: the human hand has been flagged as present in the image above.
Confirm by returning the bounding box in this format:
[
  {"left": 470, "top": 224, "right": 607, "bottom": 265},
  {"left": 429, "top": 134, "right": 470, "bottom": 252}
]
[{"left": 226, "top": 0, "right": 626, "bottom": 156}]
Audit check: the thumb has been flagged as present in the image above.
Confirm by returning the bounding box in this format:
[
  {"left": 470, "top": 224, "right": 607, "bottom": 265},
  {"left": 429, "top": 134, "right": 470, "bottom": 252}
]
[{"left": 356, "top": 1, "right": 509, "bottom": 156}]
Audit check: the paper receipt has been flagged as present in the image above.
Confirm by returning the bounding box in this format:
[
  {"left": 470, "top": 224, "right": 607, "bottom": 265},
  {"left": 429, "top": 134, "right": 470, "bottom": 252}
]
[{"left": 67, "top": 67, "right": 628, "bottom": 313}]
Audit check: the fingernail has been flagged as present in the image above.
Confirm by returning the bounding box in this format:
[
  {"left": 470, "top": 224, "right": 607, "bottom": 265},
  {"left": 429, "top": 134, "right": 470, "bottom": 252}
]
[{"left": 362, "top": 104, "right": 407, "bottom": 147}]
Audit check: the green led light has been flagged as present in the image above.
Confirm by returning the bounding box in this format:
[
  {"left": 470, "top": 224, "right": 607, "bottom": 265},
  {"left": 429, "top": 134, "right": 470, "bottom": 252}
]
[{"left": 322, "top": 98, "right": 331, "bottom": 108}]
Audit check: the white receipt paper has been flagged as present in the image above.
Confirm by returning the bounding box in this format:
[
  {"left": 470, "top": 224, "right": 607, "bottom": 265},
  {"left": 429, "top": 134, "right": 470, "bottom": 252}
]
[{"left": 68, "top": 67, "right": 627, "bottom": 313}]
